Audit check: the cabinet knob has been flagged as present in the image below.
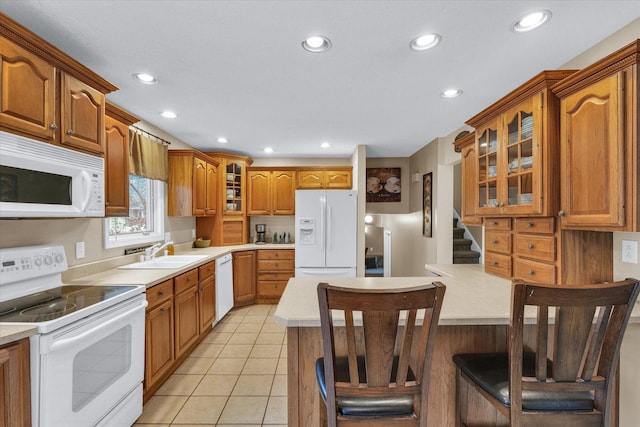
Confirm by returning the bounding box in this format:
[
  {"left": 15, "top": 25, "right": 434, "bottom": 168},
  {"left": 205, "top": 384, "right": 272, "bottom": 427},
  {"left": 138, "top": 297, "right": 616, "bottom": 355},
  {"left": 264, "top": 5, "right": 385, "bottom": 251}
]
[
  {"left": 105, "top": 201, "right": 110, "bottom": 206},
  {"left": 491, "top": 221, "right": 498, "bottom": 226},
  {"left": 160, "top": 308, "right": 167, "bottom": 313},
  {"left": 492, "top": 240, "right": 498, "bottom": 244},
  {"left": 66, "top": 129, "right": 74, "bottom": 136},
  {"left": 527, "top": 270, "right": 534, "bottom": 275},
  {"left": 526, "top": 222, "right": 533, "bottom": 228},
  {"left": 50, "top": 123, "right": 58, "bottom": 130},
  {"left": 491, "top": 261, "right": 497, "bottom": 266},
  {"left": 558, "top": 210, "right": 565, "bottom": 217},
  {"left": 498, "top": 202, "right": 504, "bottom": 207},
  {"left": 159, "top": 291, "right": 165, "bottom": 296},
  {"left": 527, "top": 244, "right": 534, "bottom": 250}
]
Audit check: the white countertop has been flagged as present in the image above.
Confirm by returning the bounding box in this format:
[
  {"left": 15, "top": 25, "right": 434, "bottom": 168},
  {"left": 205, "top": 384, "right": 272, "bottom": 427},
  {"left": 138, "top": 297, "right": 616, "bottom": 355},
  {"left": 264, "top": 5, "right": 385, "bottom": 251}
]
[{"left": 274, "top": 264, "right": 640, "bottom": 327}]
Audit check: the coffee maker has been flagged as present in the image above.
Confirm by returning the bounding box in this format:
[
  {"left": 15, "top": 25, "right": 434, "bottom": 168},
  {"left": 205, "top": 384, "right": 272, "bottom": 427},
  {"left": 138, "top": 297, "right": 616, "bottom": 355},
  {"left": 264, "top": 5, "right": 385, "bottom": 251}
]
[{"left": 255, "top": 224, "right": 266, "bottom": 244}]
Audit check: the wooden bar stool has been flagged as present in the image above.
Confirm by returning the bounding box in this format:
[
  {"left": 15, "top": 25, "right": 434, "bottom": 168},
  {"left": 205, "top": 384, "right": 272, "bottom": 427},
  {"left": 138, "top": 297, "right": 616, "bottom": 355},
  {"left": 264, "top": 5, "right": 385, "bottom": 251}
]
[
  {"left": 453, "top": 278, "right": 640, "bottom": 427},
  {"left": 315, "top": 281, "right": 446, "bottom": 427}
]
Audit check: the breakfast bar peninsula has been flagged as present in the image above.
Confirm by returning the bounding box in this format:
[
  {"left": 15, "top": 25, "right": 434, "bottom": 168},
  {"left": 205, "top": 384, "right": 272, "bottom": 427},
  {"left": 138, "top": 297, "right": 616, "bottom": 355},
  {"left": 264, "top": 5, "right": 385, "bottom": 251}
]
[{"left": 273, "top": 265, "right": 640, "bottom": 427}]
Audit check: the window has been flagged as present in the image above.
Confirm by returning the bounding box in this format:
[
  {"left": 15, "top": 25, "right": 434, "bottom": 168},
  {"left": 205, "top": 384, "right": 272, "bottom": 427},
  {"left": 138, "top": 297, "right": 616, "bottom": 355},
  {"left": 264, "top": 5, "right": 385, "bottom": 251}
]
[{"left": 104, "top": 175, "right": 165, "bottom": 248}]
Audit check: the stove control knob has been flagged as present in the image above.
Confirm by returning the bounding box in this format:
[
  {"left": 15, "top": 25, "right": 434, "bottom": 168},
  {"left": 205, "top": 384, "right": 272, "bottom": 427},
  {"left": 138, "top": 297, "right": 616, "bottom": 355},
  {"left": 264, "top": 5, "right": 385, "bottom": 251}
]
[
  {"left": 34, "top": 258, "right": 42, "bottom": 266},
  {"left": 55, "top": 253, "right": 64, "bottom": 264},
  {"left": 44, "top": 256, "right": 53, "bottom": 265}
]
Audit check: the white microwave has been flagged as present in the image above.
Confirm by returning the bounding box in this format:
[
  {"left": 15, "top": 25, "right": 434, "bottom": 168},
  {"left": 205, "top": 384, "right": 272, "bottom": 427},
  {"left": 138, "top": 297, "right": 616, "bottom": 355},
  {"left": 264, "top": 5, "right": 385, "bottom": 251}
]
[{"left": 0, "top": 131, "right": 105, "bottom": 218}]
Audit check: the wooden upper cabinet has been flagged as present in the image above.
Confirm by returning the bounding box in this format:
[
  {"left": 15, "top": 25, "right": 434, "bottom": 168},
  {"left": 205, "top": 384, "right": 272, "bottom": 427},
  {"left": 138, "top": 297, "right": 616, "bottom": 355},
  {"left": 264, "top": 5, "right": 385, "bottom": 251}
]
[
  {"left": 0, "top": 36, "right": 56, "bottom": 142},
  {"left": 552, "top": 40, "right": 639, "bottom": 231},
  {"left": 296, "top": 167, "right": 352, "bottom": 189},
  {"left": 168, "top": 150, "right": 219, "bottom": 217},
  {"left": 104, "top": 103, "right": 138, "bottom": 217},
  {"left": 465, "top": 70, "right": 575, "bottom": 218},
  {"left": 453, "top": 132, "right": 482, "bottom": 226},
  {"left": 60, "top": 73, "right": 105, "bottom": 155},
  {"left": 247, "top": 169, "right": 295, "bottom": 215}
]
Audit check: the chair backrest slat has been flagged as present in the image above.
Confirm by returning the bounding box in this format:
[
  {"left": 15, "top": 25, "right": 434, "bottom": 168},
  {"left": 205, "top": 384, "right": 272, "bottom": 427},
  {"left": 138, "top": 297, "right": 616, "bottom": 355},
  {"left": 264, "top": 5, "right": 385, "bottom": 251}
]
[
  {"left": 396, "top": 308, "right": 417, "bottom": 386},
  {"left": 344, "top": 309, "right": 359, "bottom": 386},
  {"left": 535, "top": 306, "right": 548, "bottom": 381}
]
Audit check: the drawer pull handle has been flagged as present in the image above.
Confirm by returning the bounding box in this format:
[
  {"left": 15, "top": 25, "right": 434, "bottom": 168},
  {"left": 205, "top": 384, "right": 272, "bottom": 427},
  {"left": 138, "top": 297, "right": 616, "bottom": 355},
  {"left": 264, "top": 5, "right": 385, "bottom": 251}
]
[
  {"left": 159, "top": 291, "right": 165, "bottom": 296},
  {"left": 527, "top": 270, "right": 534, "bottom": 275},
  {"left": 526, "top": 222, "right": 533, "bottom": 228},
  {"left": 491, "top": 261, "right": 497, "bottom": 266},
  {"left": 492, "top": 221, "right": 497, "bottom": 226},
  {"left": 492, "top": 240, "right": 498, "bottom": 244},
  {"left": 50, "top": 123, "right": 58, "bottom": 130},
  {"left": 66, "top": 129, "right": 74, "bottom": 136},
  {"left": 527, "top": 244, "right": 534, "bottom": 250}
]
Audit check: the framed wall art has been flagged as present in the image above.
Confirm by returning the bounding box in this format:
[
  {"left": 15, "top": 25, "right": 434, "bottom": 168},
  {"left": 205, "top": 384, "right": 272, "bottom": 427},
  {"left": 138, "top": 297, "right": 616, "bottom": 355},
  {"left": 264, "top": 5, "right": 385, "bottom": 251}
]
[
  {"left": 366, "top": 168, "right": 401, "bottom": 202},
  {"left": 423, "top": 172, "right": 432, "bottom": 237}
]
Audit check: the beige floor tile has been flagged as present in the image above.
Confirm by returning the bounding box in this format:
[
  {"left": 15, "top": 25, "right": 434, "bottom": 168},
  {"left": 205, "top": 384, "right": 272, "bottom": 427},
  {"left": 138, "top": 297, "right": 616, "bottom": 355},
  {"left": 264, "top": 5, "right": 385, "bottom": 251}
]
[
  {"left": 155, "top": 374, "right": 203, "bottom": 396},
  {"left": 189, "top": 342, "right": 224, "bottom": 358},
  {"left": 213, "top": 321, "right": 239, "bottom": 333},
  {"left": 235, "top": 322, "right": 263, "bottom": 333},
  {"left": 218, "top": 344, "right": 253, "bottom": 358},
  {"left": 263, "top": 396, "right": 288, "bottom": 424},
  {"left": 136, "top": 395, "right": 187, "bottom": 424},
  {"left": 242, "top": 313, "right": 268, "bottom": 323},
  {"left": 218, "top": 396, "right": 268, "bottom": 424},
  {"left": 248, "top": 304, "right": 274, "bottom": 313},
  {"left": 172, "top": 396, "right": 227, "bottom": 424},
  {"left": 169, "top": 425, "right": 217, "bottom": 427},
  {"left": 232, "top": 374, "right": 274, "bottom": 396},
  {"left": 256, "top": 332, "right": 285, "bottom": 345},
  {"left": 208, "top": 357, "right": 247, "bottom": 374},
  {"left": 201, "top": 331, "right": 232, "bottom": 344},
  {"left": 174, "top": 356, "right": 215, "bottom": 375},
  {"left": 242, "top": 357, "right": 278, "bottom": 375},
  {"left": 223, "top": 312, "right": 246, "bottom": 322},
  {"left": 276, "top": 357, "right": 287, "bottom": 375},
  {"left": 261, "top": 323, "right": 286, "bottom": 333},
  {"left": 228, "top": 331, "right": 259, "bottom": 344},
  {"left": 270, "top": 375, "right": 287, "bottom": 396},
  {"left": 134, "top": 424, "right": 169, "bottom": 427},
  {"left": 249, "top": 344, "right": 282, "bottom": 358},
  {"left": 192, "top": 374, "right": 238, "bottom": 396}
]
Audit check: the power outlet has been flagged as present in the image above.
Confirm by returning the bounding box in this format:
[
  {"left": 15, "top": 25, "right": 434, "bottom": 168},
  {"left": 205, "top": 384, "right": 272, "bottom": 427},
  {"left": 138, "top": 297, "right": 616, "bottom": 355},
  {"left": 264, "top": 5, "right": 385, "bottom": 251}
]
[
  {"left": 621, "top": 240, "right": 638, "bottom": 264},
  {"left": 192, "top": 229, "right": 196, "bottom": 239},
  {"left": 75, "top": 241, "right": 85, "bottom": 259}
]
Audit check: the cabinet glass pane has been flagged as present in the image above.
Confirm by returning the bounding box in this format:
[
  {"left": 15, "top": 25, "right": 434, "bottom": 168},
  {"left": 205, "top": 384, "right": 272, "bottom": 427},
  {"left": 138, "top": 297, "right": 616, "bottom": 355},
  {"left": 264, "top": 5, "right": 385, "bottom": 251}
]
[
  {"left": 225, "top": 162, "right": 242, "bottom": 212},
  {"left": 488, "top": 182, "right": 497, "bottom": 207}
]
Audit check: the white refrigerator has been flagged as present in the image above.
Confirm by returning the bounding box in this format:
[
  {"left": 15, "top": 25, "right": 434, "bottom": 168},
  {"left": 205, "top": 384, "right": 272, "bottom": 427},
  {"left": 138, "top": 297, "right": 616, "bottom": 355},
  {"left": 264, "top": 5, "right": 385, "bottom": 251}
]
[{"left": 295, "top": 190, "right": 357, "bottom": 277}]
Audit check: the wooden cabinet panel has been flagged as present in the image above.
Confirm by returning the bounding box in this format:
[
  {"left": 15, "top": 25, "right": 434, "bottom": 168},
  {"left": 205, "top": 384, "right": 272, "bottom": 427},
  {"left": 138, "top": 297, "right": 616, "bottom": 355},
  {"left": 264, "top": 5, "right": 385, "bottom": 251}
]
[
  {"left": 272, "top": 171, "right": 296, "bottom": 214},
  {"left": 514, "top": 258, "right": 556, "bottom": 284},
  {"left": 233, "top": 250, "right": 256, "bottom": 307},
  {"left": 247, "top": 170, "right": 270, "bottom": 215},
  {"left": 0, "top": 338, "right": 31, "bottom": 427},
  {"left": 257, "top": 259, "right": 294, "bottom": 271},
  {"left": 257, "top": 280, "right": 288, "bottom": 298},
  {"left": 175, "top": 285, "right": 199, "bottom": 358},
  {"left": 145, "top": 298, "right": 175, "bottom": 392},
  {"left": 296, "top": 168, "right": 352, "bottom": 189},
  {"left": 168, "top": 150, "right": 218, "bottom": 217},
  {"left": 199, "top": 261, "right": 216, "bottom": 280},
  {"left": 192, "top": 157, "right": 208, "bottom": 216},
  {"left": 199, "top": 275, "right": 216, "bottom": 333},
  {"left": 222, "top": 220, "right": 246, "bottom": 245},
  {"left": 146, "top": 279, "right": 174, "bottom": 308},
  {"left": 60, "top": 73, "right": 105, "bottom": 155},
  {"left": 484, "top": 252, "right": 512, "bottom": 278},
  {"left": 484, "top": 217, "right": 511, "bottom": 231},
  {"left": 258, "top": 249, "right": 294, "bottom": 260},
  {"left": 514, "top": 235, "right": 556, "bottom": 262},
  {"left": 325, "top": 170, "right": 352, "bottom": 188},
  {"left": 205, "top": 162, "right": 217, "bottom": 216},
  {"left": 514, "top": 217, "right": 554, "bottom": 234},
  {"left": 247, "top": 170, "right": 295, "bottom": 215},
  {"left": 0, "top": 37, "right": 56, "bottom": 142},
  {"left": 174, "top": 268, "right": 198, "bottom": 295},
  {"left": 455, "top": 133, "right": 483, "bottom": 225},
  {"left": 256, "top": 249, "right": 293, "bottom": 302},
  {"left": 485, "top": 231, "right": 511, "bottom": 255},
  {"left": 104, "top": 114, "right": 129, "bottom": 216},
  {"left": 297, "top": 170, "right": 324, "bottom": 189}
]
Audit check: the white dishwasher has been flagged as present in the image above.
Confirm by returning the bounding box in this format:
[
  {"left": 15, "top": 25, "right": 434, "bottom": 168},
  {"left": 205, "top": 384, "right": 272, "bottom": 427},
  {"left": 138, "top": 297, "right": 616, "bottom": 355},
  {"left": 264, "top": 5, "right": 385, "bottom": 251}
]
[{"left": 215, "top": 253, "right": 234, "bottom": 324}]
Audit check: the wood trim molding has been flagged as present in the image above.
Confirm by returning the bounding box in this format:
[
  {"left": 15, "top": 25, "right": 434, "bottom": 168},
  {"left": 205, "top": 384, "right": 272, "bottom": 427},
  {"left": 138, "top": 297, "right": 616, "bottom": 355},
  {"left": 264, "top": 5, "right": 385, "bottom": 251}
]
[
  {"left": 247, "top": 165, "right": 353, "bottom": 172},
  {"left": 204, "top": 152, "right": 254, "bottom": 166},
  {"left": 0, "top": 13, "right": 118, "bottom": 93},
  {"left": 105, "top": 103, "right": 139, "bottom": 126}
]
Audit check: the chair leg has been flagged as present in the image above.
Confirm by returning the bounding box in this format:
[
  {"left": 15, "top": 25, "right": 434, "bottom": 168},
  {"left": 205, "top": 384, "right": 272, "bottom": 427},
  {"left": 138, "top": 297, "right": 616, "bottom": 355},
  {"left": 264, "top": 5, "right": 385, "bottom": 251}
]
[{"left": 456, "top": 367, "right": 468, "bottom": 427}]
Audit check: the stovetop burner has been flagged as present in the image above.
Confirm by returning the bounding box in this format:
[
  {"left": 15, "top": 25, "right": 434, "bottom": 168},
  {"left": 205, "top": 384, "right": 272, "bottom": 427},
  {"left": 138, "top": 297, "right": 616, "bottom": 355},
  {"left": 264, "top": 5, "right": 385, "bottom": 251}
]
[{"left": 0, "top": 284, "right": 139, "bottom": 323}]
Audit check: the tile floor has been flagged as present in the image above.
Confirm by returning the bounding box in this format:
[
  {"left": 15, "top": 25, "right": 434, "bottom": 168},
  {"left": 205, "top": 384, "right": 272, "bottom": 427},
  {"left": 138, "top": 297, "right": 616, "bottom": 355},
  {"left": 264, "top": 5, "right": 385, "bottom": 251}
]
[{"left": 134, "top": 304, "right": 287, "bottom": 427}]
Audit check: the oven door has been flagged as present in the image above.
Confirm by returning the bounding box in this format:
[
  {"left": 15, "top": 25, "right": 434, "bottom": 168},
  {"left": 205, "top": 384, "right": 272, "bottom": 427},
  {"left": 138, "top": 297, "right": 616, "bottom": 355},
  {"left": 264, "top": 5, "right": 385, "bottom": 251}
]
[{"left": 33, "top": 294, "right": 147, "bottom": 427}]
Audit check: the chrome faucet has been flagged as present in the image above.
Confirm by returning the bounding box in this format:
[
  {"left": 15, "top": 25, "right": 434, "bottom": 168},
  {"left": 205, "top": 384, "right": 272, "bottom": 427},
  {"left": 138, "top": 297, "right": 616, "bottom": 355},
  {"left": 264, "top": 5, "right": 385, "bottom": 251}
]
[{"left": 144, "top": 241, "right": 174, "bottom": 261}]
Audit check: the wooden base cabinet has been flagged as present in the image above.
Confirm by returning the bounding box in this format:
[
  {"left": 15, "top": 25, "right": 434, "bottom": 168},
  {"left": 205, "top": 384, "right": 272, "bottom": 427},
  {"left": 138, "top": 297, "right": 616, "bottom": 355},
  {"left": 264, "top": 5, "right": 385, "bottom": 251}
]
[
  {"left": 198, "top": 261, "right": 216, "bottom": 332},
  {"left": 144, "top": 279, "right": 175, "bottom": 394},
  {"left": 552, "top": 40, "right": 639, "bottom": 231},
  {"left": 233, "top": 250, "right": 256, "bottom": 307},
  {"left": 256, "top": 249, "right": 294, "bottom": 303},
  {"left": 174, "top": 269, "right": 200, "bottom": 359},
  {"left": 0, "top": 338, "right": 31, "bottom": 427}
]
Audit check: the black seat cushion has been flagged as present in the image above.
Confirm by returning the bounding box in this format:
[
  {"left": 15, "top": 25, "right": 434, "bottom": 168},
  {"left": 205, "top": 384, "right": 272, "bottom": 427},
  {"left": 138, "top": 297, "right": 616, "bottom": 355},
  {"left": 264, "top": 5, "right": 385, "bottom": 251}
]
[
  {"left": 316, "top": 356, "right": 415, "bottom": 417},
  {"left": 452, "top": 352, "right": 594, "bottom": 412}
]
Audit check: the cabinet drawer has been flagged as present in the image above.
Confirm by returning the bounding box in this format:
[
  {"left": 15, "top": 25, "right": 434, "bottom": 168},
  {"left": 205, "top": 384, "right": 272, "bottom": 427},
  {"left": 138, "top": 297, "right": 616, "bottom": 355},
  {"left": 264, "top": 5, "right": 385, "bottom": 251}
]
[
  {"left": 174, "top": 268, "right": 199, "bottom": 294},
  {"left": 514, "top": 217, "right": 554, "bottom": 234},
  {"left": 199, "top": 261, "right": 216, "bottom": 280},
  {"left": 257, "top": 271, "right": 293, "bottom": 281},
  {"left": 257, "top": 249, "right": 294, "bottom": 260},
  {"left": 485, "top": 231, "right": 512, "bottom": 255},
  {"left": 514, "top": 258, "right": 556, "bottom": 284},
  {"left": 484, "top": 218, "right": 512, "bottom": 231},
  {"left": 514, "top": 235, "right": 556, "bottom": 262},
  {"left": 257, "top": 280, "right": 287, "bottom": 298},
  {"left": 257, "top": 259, "right": 294, "bottom": 271},
  {"left": 485, "top": 253, "right": 512, "bottom": 278},
  {"left": 146, "top": 279, "right": 174, "bottom": 308}
]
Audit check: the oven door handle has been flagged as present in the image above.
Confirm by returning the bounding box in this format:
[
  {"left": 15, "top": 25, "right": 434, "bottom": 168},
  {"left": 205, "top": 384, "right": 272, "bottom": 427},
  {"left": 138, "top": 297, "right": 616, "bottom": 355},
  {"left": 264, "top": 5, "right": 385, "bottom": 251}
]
[{"left": 44, "top": 299, "right": 148, "bottom": 354}]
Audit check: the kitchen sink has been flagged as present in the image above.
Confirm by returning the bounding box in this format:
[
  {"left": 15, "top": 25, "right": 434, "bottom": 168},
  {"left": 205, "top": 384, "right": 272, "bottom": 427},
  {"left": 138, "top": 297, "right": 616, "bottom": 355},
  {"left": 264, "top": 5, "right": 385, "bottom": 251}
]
[{"left": 119, "top": 255, "right": 209, "bottom": 270}]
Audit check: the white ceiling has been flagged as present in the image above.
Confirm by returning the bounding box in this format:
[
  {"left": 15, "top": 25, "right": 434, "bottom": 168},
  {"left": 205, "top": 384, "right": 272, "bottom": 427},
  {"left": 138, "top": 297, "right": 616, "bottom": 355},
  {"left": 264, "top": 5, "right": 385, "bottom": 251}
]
[{"left": 1, "top": 1, "right": 639, "bottom": 158}]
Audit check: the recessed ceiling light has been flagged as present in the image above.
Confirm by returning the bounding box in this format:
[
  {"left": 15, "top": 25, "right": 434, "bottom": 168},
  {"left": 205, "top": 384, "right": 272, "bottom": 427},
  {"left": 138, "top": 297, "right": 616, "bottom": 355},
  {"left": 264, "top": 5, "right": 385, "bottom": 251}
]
[
  {"left": 440, "top": 89, "right": 463, "bottom": 98},
  {"left": 409, "top": 33, "right": 441, "bottom": 51},
  {"left": 264, "top": 147, "right": 274, "bottom": 153},
  {"left": 217, "top": 137, "right": 229, "bottom": 144},
  {"left": 132, "top": 73, "right": 157, "bottom": 84},
  {"left": 512, "top": 10, "right": 552, "bottom": 32},
  {"left": 320, "top": 142, "right": 331, "bottom": 148},
  {"left": 302, "top": 35, "right": 331, "bottom": 53},
  {"left": 160, "top": 111, "right": 177, "bottom": 119}
]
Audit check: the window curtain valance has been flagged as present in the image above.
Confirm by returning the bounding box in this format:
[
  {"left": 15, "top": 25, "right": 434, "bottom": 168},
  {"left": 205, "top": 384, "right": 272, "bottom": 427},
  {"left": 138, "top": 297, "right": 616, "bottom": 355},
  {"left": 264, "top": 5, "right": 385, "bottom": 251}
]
[{"left": 129, "top": 129, "right": 169, "bottom": 181}]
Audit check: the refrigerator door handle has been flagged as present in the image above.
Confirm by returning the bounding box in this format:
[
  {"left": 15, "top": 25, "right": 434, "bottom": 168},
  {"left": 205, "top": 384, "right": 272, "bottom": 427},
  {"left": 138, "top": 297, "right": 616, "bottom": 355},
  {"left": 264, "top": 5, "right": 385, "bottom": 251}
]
[
  {"left": 320, "top": 195, "right": 326, "bottom": 253},
  {"left": 327, "top": 203, "right": 332, "bottom": 251}
]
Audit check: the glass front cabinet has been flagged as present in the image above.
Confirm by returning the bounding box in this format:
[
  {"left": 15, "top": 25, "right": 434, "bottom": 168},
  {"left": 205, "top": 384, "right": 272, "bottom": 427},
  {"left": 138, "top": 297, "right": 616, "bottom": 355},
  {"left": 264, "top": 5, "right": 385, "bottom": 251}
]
[{"left": 467, "top": 70, "right": 576, "bottom": 218}]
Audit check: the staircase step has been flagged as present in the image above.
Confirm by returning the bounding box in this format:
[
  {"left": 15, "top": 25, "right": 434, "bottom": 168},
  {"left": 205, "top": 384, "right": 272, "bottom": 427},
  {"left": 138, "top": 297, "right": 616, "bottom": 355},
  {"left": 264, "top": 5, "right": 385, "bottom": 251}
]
[
  {"left": 453, "top": 218, "right": 459, "bottom": 228},
  {"left": 453, "top": 238, "right": 473, "bottom": 250},
  {"left": 453, "top": 249, "right": 481, "bottom": 264},
  {"left": 453, "top": 228, "right": 465, "bottom": 239}
]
